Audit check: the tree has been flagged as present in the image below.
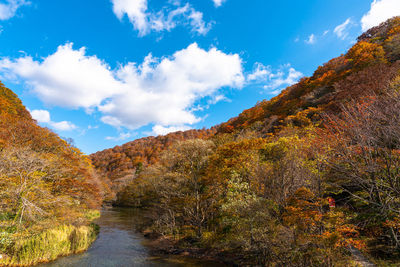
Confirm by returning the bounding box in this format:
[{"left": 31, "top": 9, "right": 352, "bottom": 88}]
[
  {"left": 219, "top": 173, "right": 292, "bottom": 266},
  {"left": 326, "top": 78, "right": 400, "bottom": 251},
  {"left": 162, "top": 139, "right": 215, "bottom": 238},
  {"left": 284, "top": 187, "right": 361, "bottom": 266},
  {"left": 137, "top": 139, "right": 216, "bottom": 238},
  {"left": 0, "top": 147, "right": 72, "bottom": 229},
  {"left": 260, "top": 132, "right": 323, "bottom": 205},
  {"left": 346, "top": 41, "right": 387, "bottom": 69}
]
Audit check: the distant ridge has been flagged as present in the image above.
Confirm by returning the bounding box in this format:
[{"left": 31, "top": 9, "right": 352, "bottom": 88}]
[{"left": 91, "top": 16, "right": 400, "bottom": 191}]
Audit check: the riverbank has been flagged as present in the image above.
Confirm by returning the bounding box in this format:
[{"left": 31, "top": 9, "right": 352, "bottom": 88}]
[
  {"left": 0, "top": 223, "right": 99, "bottom": 267},
  {"left": 36, "top": 208, "right": 225, "bottom": 267},
  {"left": 102, "top": 205, "right": 239, "bottom": 266},
  {"left": 142, "top": 231, "right": 244, "bottom": 266}
]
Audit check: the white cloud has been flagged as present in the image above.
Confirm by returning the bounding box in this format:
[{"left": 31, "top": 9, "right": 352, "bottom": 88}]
[
  {"left": 361, "top": 0, "right": 400, "bottom": 31},
  {"left": 0, "top": 0, "right": 29, "bottom": 20},
  {"left": 3, "top": 42, "right": 244, "bottom": 131},
  {"left": 112, "top": 0, "right": 148, "bottom": 33},
  {"left": 247, "top": 63, "right": 271, "bottom": 82},
  {"left": 247, "top": 63, "right": 303, "bottom": 94},
  {"left": 105, "top": 132, "right": 132, "bottom": 141},
  {"left": 30, "top": 109, "right": 77, "bottom": 131},
  {"left": 212, "top": 0, "right": 226, "bottom": 7},
  {"left": 334, "top": 18, "right": 352, "bottom": 39},
  {"left": 266, "top": 67, "right": 303, "bottom": 95},
  {"left": 0, "top": 43, "right": 122, "bottom": 110},
  {"left": 51, "top": 121, "right": 77, "bottom": 131},
  {"left": 111, "top": 0, "right": 211, "bottom": 36},
  {"left": 323, "top": 30, "right": 329, "bottom": 36},
  {"left": 30, "top": 109, "right": 50, "bottom": 123},
  {"left": 305, "top": 34, "right": 316, "bottom": 44},
  {"left": 99, "top": 43, "right": 244, "bottom": 129},
  {"left": 152, "top": 125, "right": 191, "bottom": 136},
  {"left": 207, "top": 94, "right": 228, "bottom": 105}
]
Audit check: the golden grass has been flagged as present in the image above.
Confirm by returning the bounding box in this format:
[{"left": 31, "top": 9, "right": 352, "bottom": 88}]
[{"left": 0, "top": 223, "right": 99, "bottom": 266}]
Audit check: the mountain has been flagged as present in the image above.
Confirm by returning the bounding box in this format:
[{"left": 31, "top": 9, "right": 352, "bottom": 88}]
[
  {"left": 218, "top": 18, "right": 400, "bottom": 135},
  {"left": 92, "top": 16, "right": 400, "bottom": 189},
  {"left": 0, "top": 82, "right": 105, "bottom": 208},
  {"left": 88, "top": 17, "right": 400, "bottom": 265},
  {"left": 0, "top": 82, "right": 107, "bottom": 266},
  {"left": 1, "top": 15, "right": 399, "bottom": 267},
  {"left": 90, "top": 128, "right": 216, "bottom": 193}
]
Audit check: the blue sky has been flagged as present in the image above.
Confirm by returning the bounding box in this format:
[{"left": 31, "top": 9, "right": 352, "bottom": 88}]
[{"left": 0, "top": 0, "right": 399, "bottom": 154}]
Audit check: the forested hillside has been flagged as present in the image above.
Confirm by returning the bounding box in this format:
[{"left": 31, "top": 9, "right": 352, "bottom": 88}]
[
  {"left": 218, "top": 18, "right": 400, "bottom": 135},
  {"left": 90, "top": 128, "right": 216, "bottom": 196},
  {"left": 0, "top": 83, "right": 108, "bottom": 266},
  {"left": 92, "top": 17, "right": 400, "bottom": 266},
  {"left": 94, "top": 17, "right": 400, "bottom": 189}
]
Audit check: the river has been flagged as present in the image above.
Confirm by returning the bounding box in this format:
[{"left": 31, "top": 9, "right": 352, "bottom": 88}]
[{"left": 39, "top": 208, "right": 225, "bottom": 267}]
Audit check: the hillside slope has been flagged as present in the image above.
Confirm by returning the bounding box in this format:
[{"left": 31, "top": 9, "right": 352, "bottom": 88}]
[
  {"left": 218, "top": 17, "right": 400, "bottom": 135},
  {"left": 90, "top": 128, "right": 216, "bottom": 193},
  {"left": 92, "top": 16, "right": 400, "bottom": 188},
  {"left": 104, "top": 17, "right": 400, "bottom": 266},
  {"left": 88, "top": 17, "right": 400, "bottom": 265},
  {"left": 0, "top": 82, "right": 106, "bottom": 266}
]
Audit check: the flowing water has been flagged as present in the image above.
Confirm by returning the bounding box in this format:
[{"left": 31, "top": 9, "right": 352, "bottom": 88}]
[{"left": 39, "top": 208, "right": 224, "bottom": 267}]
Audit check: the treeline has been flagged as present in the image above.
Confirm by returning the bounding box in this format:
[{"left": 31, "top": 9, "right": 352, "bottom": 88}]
[
  {"left": 0, "top": 83, "right": 107, "bottom": 265},
  {"left": 108, "top": 17, "right": 400, "bottom": 265},
  {"left": 119, "top": 83, "right": 400, "bottom": 266},
  {"left": 219, "top": 17, "right": 400, "bottom": 135},
  {"left": 90, "top": 128, "right": 216, "bottom": 197}
]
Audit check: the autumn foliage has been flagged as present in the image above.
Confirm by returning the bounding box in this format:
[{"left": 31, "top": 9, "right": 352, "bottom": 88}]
[
  {"left": 0, "top": 82, "right": 106, "bottom": 265},
  {"left": 88, "top": 17, "right": 400, "bottom": 266},
  {"left": 2, "top": 15, "right": 399, "bottom": 266}
]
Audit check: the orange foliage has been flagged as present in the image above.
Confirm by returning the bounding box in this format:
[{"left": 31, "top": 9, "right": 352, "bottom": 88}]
[
  {"left": 90, "top": 128, "right": 216, "bottom": 182},
  {"left": 0, "top": 82, "right": 104, "bottom": 214},
  {"left": 346, "top": 41, "right": 387, "bottom": 69},
  {"left": 218, "top": 18, "right": 400, "bottom": 135}
]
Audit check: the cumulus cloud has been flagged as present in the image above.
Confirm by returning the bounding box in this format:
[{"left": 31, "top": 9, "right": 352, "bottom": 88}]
[
  {"left": 105, "top": 132, "right": 132, "bottom": 141},
  {"left": 247, "top": 63, "right": 271, "bottom": 82},
  {"left": 361, "top": 0, "right": 400, "bottom": 31},
  {"left": 152, "top": 125, "right": 191, "bottom": 136},
  {"left": 305, "top": 34, "right": 316, "bottom": 45},
  {"left": 2, "top": 42, "right": 244, "bottom": 132},
  {"left": 111, "top": 0, "right": 211, "bottom": 36},
  {"left": 0, "top": 43, "right": 122, "bottom": 110},
  {"left": 212, "top": 0, "right": 226, "bottom": 7},
  {"left": 0, "top": 0, "right": 29, "bottom": 20},
  {"left": 112, "top": 0, "right": 148, "bottom": 33},
  {"left": 50, "top": 121, "right": 77, "bottom": 131},
  {"left": 99, "top": 43, "right": 244, "bottom": 129},
  {"left": 334, "top": 18, "right": 353, "bottom": 39},
  {"left": 30, "top": 109, "right": 77, "bottom": 131},
  {"left": 30, "top": 109, "right": 50, "bottom": 123},
  {"left": 207, "top": 94, "right": 228, "bottom": 105},
  {"left": 247, "top": 63, "right": 303, "bottom": 94}
]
